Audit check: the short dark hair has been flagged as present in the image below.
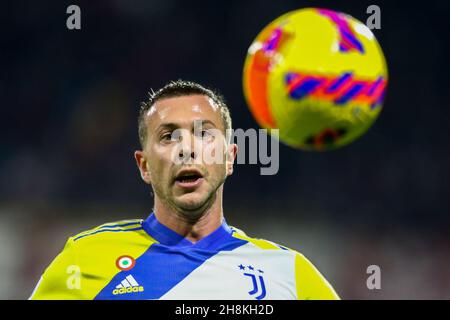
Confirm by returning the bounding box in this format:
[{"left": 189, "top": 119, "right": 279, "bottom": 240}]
[{"left": 138, "top": 80, "right": 232, "bottom": 149}]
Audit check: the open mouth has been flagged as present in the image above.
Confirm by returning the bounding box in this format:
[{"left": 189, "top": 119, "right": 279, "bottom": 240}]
[
  {"left": 175, "top": 173, "right": 202, "bottom": 183},
  {"left": 174, "top": 169, "right": 204, "bottom": 188}
]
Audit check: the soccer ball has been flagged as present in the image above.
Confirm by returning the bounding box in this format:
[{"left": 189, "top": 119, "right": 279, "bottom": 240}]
[{"left": 243, "top": 8, "right": 388, "bottom": 150}]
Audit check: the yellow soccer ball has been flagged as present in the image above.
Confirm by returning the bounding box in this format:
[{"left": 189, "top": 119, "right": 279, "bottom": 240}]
[{"left": 243, "top": 7, "right": 388, "bottom": 150}]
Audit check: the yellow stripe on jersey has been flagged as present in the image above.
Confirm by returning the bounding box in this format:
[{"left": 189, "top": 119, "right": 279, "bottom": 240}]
[
  {"left": 30, "top": 226, "right": 157, "bottom": 300},
  {"left": 295, "top": 252, "right": 340, "bottom": 300},
  {"left": 230, "top": 228, "right": 281, "bottom": 250},
  {"left": 72, "top": 219, "right": 143, "bottom": 240}
]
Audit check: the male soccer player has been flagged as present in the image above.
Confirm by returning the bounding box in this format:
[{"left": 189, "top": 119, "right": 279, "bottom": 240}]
[{"left": 30, "top": 80, "right": 339, "bottom": 300}]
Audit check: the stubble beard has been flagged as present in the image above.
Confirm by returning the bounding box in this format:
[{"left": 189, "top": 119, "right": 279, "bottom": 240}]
[{"left": 153, "top": 173, "right": 224, "bottom": 225}]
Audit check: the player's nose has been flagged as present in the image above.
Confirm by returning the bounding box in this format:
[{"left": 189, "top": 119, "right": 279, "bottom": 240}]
[{"left": 177, "top": 133, "right": 198, "bottom": 164}]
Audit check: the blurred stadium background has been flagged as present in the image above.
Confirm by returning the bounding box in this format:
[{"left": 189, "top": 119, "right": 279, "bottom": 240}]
[{"left": 1, "top": 0, "right": 449, "bottom": 299}]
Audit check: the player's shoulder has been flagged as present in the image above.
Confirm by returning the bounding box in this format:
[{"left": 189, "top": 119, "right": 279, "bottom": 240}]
[
  {"left": 230, "top": 225, "right": 301, "bottom": 255},
  {"left": 69, "top": 218, "right": 146, "bottom": 244}
]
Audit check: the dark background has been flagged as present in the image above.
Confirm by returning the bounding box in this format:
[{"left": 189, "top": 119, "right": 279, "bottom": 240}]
[{"left": 0, "top": 0, "right": 449, "bottom": 299}]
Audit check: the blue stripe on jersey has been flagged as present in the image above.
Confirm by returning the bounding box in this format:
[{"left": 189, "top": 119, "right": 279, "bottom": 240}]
[
  {"left": 141, "top": 212, "right": 236, "bottom": 249},
  {"left": 142, "top": 213, "right": 195, "bottom": 247},
  {"left": 94, "top": 213, "right": 248, "bottom": 300},
  {"left": 73, "top": 227, "right": 143, "bottom": 241}
]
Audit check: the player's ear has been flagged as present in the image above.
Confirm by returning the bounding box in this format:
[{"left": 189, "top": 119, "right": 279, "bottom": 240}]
[
  {"left": 225, "top": 143, "right": 238, "bottom": 176},
  {"left": 134, "top": 150, "right": 152, "bottom": 184}
]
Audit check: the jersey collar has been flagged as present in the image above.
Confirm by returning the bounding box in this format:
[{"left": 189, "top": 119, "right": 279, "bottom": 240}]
[{"left": 142, "top": 212, "right": 233, "bottom": 249}]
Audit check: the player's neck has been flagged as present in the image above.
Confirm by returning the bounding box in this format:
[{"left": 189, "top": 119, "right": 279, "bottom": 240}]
[{"left": 153, "top": 192, "right": 224, "bottom": 244}]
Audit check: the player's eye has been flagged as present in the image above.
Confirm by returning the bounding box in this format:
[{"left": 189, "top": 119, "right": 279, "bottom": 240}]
[
  {"left": 161, "top": 132, "right": 178, "bottom": 142},
  {"left": 161, "top": 133, "right": 170, "bottom": 140},
  {"left": 196, "top": 130, "right": 213, "bottom": 140},
  {"left": 200, "top": 130, "right": 209, "bottom": 137}
]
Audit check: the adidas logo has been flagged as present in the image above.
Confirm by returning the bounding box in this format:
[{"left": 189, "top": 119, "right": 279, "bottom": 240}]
[{"left": 112, "top": 275, "right": 144, "bottom": 295}]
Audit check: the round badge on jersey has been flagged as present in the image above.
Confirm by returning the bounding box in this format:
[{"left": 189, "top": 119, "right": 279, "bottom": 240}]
[{"left": 116, "top": 255, "right": 136, "bottom": 271}]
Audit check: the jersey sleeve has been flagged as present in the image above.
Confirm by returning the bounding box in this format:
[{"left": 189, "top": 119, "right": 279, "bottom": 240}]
[
  {"left": 29, "top": 237, "right": 83, "bottom": 300},
  {"left": 294, "top": 252, "right": 340, "bottom": 300}
]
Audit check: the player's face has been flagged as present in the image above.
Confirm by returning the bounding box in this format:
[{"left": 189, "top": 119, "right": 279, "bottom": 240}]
[{"left": 136, "top": 94, "right": 236, "bottom": 217}]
